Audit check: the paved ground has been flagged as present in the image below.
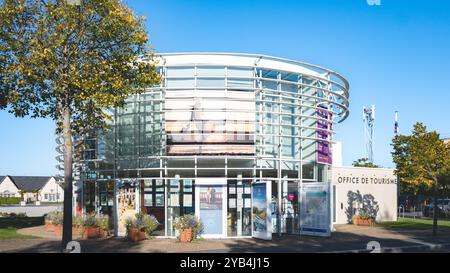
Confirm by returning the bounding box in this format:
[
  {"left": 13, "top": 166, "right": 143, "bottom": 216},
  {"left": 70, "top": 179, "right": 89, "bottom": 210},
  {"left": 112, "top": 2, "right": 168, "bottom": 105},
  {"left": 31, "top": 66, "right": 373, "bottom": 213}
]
[
  {"left": 0, "top": 205, "right": 62, "bottom": 217},
  {"left": 1, "top": 224, "right": 450, "bottom": 253}
]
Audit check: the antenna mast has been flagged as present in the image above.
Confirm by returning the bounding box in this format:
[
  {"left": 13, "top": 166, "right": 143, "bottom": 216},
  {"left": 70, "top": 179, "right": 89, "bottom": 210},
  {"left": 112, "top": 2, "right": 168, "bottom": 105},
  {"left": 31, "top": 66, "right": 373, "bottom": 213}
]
[{"left": 363, "top": 105, "right": 375, "bottom": 163}]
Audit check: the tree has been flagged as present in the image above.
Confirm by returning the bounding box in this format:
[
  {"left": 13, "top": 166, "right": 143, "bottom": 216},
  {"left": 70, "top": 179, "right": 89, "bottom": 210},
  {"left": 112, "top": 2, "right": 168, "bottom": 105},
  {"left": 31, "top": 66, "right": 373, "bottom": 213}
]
[
  {"left": 0, "top": 0, "right": 160, "bottom": 250},
  {"left": 392, "top": 122, "right": 450, "bottom": 236},
  {"left": 352, "top": 158, "right": 380, "bottom": 168}
]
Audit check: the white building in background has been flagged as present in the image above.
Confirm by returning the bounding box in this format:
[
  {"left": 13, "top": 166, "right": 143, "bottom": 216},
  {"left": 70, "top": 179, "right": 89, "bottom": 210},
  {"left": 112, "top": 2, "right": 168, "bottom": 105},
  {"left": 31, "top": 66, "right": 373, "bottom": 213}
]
[{"left": 0, "top": 176, "right": 63, "bottom": 203}]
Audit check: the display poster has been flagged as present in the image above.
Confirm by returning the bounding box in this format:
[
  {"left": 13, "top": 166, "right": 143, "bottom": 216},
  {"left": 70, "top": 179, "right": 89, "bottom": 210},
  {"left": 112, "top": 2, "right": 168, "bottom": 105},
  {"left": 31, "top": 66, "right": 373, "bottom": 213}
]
[
  {"left": 252, "top": 181, "right": 272, "bottom": 240},
  {"left": 199, "top": 186, "right": 223, "bottom": 235},
  {"left": 165, "top": 91, "right": 256, "bottom": 155},
  {"left": 299, "top": 182, "right": 331, "bottom": 237},
  {"left": 116, "top": 179, "right": 137, "bottom": 236}
]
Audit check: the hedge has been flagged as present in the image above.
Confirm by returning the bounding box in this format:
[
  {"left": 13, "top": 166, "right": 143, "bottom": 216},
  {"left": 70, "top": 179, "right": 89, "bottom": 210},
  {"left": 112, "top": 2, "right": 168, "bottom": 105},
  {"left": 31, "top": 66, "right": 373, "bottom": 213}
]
[{"left": 0, "top": 197, "right": 22, "bottom": 205}]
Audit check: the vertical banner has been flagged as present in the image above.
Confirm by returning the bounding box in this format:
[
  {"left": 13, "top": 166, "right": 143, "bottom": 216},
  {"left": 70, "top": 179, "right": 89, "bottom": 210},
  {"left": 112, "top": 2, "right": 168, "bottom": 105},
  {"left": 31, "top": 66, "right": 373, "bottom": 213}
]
[
  {"left": 300, "top": 182, "right": 331, "bottom": 237},
  {"left": 116, "top": 179, "right": 137, "bottom": 236},
  {"left": 317, "top": 107, "right": 332, "bottom": 165},
  {"left": 252, "top": 181, "right": 272, "bottom": 240}
]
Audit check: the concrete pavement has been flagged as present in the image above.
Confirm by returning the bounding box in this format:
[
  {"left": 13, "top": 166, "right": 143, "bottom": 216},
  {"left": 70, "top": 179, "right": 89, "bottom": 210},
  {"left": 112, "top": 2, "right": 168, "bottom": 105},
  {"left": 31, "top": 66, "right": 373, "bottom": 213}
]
[{"left": 1, "top": 224, "right": 449, "bottom": 253}]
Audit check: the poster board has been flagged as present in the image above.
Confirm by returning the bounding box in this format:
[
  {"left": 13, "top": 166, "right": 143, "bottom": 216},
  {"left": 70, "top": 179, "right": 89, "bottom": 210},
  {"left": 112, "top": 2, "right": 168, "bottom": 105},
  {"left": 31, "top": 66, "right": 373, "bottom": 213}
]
[
  {"left": 299, "top": 182, "right": 331, "bottom": 237},
  {"left": 252, "top": 181, "right": 272, "bottom": 240}
]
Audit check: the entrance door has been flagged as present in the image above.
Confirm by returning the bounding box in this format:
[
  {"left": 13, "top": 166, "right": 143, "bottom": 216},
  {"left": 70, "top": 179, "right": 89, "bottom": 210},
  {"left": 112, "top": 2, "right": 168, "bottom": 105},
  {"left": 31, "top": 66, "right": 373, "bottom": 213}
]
[
  {"left": 195, "top": 178, "right": 227, "bottom": 238},
  {"left": 141, "top": 179, "right": 165, "bottom": 236}
]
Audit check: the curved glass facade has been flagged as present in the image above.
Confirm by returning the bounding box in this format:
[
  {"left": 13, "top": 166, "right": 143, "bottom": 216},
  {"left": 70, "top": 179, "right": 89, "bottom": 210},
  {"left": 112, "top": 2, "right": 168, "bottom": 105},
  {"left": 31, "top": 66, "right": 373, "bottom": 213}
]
[{"left": 73, "top": 53, "right": 349, "bottom": 237}]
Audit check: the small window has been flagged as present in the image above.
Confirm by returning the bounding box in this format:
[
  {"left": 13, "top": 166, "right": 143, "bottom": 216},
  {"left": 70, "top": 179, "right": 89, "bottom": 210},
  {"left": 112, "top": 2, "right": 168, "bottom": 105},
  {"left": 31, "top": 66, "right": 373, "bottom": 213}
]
[{"left": 45, "top": 194, "right": 49, "bottom": 200}]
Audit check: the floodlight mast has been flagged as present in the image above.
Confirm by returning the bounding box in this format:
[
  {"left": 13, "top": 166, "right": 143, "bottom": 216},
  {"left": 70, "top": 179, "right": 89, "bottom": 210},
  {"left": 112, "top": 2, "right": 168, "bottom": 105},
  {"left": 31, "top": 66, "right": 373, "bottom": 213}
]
[{"left": 363, "top": 105, "right": 375, "bottom": 163}]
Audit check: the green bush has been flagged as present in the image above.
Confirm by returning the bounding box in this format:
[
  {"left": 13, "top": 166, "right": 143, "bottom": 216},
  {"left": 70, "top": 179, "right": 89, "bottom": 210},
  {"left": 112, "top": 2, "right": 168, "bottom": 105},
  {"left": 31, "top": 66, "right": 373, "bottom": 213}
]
[{"left": 0, "top": 197, "right": 22, "bottom": 205}]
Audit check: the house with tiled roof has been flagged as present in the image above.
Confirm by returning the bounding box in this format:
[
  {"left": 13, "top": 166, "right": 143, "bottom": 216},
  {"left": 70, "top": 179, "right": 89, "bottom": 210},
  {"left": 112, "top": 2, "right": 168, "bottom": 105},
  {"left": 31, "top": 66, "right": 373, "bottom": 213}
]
[{"left": 0, "top": 176, "right": 63, "bottom": 204}]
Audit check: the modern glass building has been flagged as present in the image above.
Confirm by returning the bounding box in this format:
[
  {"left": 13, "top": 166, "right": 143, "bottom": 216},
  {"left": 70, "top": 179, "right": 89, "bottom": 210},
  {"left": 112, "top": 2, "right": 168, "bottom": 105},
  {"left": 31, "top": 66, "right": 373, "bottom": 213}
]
[{"left": 70, "top": 53, "right": 350, "bottom": 238}]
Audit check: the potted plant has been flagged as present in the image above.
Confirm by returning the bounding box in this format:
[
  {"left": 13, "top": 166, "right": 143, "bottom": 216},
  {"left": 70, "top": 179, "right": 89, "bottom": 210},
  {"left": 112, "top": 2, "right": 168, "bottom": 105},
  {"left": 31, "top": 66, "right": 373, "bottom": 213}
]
[
  {"left": 352, "top": 210, "right": 375, "bottom": 226},
  {"left": 173, "top": 214, "right": 203, "bottom": 242},
  {"left": 44, "top": 211, "right": 63, "bottom": 233},
  {"left": 96, "top": 213, "right": 110, "bottom": 238},
  {"left": 125, "top": 212, "right": 159, "bottom": 242},
  {"left": 72, "top": 215, "right": 84, "bottom": 239},
  {"left": 82, "top": 212, "right": 99, "bottom": 239}
]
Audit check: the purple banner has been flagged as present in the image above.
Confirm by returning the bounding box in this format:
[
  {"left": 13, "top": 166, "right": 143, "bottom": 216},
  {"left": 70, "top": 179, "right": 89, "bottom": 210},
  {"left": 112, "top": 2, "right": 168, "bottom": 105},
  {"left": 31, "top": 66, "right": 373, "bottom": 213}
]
[{"left": 317, "top": 107, "right": 332, "bottom": 164}]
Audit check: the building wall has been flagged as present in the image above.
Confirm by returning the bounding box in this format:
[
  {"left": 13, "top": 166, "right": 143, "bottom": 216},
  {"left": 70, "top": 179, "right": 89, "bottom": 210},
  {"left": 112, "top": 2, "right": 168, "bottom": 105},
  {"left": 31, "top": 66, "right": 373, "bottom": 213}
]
[
  {"left": 39, "top": 177, "right": 64, "bottom": 202},
  {"left": 0, "top": 177, "right": 20, "bottom": 198},
  {"left": 332, "top": 166, "right": 398, "bottom": 224}
]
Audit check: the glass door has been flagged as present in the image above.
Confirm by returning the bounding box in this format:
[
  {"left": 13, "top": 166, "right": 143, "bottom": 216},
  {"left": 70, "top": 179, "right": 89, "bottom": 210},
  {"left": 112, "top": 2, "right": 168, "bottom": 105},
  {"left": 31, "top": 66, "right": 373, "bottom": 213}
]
[
  {"left": 227, "top": 180, "right": 252, "bottom": 236},
  {"left": 141, "top": 179, "right": 165, "bottom": 236},
  {"left": 167, "top": 177, "right": 195, "bottom": 237}
]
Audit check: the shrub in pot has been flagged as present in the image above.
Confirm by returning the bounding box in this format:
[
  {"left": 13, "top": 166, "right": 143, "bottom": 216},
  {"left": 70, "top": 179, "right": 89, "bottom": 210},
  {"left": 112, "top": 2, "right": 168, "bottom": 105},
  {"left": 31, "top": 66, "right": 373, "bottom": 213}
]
[
  {"left": 96, "top": 214, "right": 111, "bottom": 238},
  {"left": 44, "top": 210, "right": 63, "bottom": 233},
  {"left": 352, "top": 210, "right": 375, "bottom": 226},
  {"left": 173, "top": 214, "right": 203, "bottom": 242},
  {"left": 72, "top": 215, "right": 84, "bottom": 239},
  {"left": 82, "top": 212, "right": 99, "bottom": 239},
  {"left": 125, "top": 212, "right": 159, "bottom": 242}
]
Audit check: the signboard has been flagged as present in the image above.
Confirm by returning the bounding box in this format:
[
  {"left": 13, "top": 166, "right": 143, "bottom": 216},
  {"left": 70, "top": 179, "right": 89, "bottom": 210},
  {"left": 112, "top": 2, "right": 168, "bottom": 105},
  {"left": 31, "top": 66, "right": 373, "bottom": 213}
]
[
  {"left": 299, "top": 182, "right": 331, "bottom": 237},
  {"left": 252, "top": 181, "right": 272, "bottom": 240}
]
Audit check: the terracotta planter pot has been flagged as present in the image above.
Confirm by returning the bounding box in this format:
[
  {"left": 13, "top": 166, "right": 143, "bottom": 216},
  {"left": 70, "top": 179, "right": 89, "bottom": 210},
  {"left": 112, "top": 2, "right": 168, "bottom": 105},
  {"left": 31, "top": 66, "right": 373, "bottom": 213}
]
[
  {"left": 127, "top": 228, "right": 146, "bottom": 242},
  {"left": 72, "top": 226, "right": 83, "bottom": 239},
  {"left": 45, "top": 223, "right": 57, "bottom": 232},
  {"left": 179, "top": 228, "right": 193, "bottom": 243},
  {"left": 353, "top": 217, "right": 374, "bottom": 226},
  {"left": 54, "top": 224, "right": 63, "bottom": 236},
  {"left": 83, "top": 226, "right": 99, "bottom": 239},
  {"left": 98, "top": 229, "right": 109, "bottom": 238}
]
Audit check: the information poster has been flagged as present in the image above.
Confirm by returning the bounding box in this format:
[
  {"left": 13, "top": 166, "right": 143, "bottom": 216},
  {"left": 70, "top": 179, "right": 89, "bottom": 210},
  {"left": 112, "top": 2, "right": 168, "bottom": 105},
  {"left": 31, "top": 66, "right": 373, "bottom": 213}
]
[
  {"left": 299, "top": 182, "right": 331, "bottom": 237},
  {"left": 199, "top": 186, "right": 223, "bottom": 235},
  {"left": 252, "top": 181, "right": 272, "bottom": 240}
]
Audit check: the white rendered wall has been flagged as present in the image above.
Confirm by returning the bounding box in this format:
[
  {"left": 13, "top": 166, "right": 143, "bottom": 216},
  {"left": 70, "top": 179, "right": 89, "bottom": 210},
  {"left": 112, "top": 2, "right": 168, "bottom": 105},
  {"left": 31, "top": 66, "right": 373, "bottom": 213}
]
[{"left": 332, "top": 166, "right": 398, "bottom": 224}]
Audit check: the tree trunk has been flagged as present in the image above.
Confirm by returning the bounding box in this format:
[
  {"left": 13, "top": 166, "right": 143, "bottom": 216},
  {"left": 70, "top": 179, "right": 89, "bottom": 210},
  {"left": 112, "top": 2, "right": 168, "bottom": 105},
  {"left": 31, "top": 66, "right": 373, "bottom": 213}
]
[
  {"left": 432, "top": 180, "right": 438, "bottom": 237},
  {"left": 61, "top": 106, "right": 73, "bottom": 251}
]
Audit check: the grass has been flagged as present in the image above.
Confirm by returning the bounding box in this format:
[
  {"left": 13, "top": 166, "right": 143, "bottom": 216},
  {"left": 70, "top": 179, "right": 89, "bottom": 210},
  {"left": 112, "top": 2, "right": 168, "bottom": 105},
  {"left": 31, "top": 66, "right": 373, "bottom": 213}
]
[
  {"left": 0, "top": 228, "right": 37, "bottom": 239},
  {"left": 377, "top": 217, "right": 450, "bottom": 230},
  {"left": 0, "top": 216, "right": 44, "bottom": 239}
]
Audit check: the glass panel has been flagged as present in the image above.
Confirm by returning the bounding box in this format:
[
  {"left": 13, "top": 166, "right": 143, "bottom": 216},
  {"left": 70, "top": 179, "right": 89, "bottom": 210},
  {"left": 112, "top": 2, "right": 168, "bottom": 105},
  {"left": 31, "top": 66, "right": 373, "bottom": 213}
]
[
  {"left": 144, "top": 180, "right": 152, "bottom": 191},
  {"left": 155, "top": 179, "right": 164, "bottom": 192},
  {"left": 166, "top": 78, "right": 195, "bottom": 88},
  {"left": 262, "top": 80, "right": 278, "bottom": 90},
  {"left": 183, "top": 194, "right": 193, "bottom": 207},
  {"left": 166, "top": 67, "right": 195, "bottom": 77},
  {"left": 227, "top": 67, "right": 253, "bottom": 77},
  {"left": 155, "top": 194, "right": 164, "bottom": 207},
  {"left": 170, "top": 179, "right": 180, "bottom": 192},
  {"left": 197, "top": 78, "right": 225, "bottom": 87},
  {"left": 197, "top": 66, "right": 225, "bottom": 76},
  {"left": 302, "top": 163, "right": 315, "bottom": 180},
  {"left": 227, "top": 78, "right": 253, "bottom": 88},
  {"left": 144, "top": 193, "right": 153, "bottom": 206},
  {"left": 183, "top": 179, "right": 193, "bottom": 193}
]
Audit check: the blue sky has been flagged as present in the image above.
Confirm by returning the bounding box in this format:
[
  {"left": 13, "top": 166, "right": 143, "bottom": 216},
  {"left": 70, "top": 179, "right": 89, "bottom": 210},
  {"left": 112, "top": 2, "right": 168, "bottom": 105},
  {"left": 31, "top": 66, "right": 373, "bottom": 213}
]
[{"left": 1, "top": 0, "right": 450, "bottom": 175}]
